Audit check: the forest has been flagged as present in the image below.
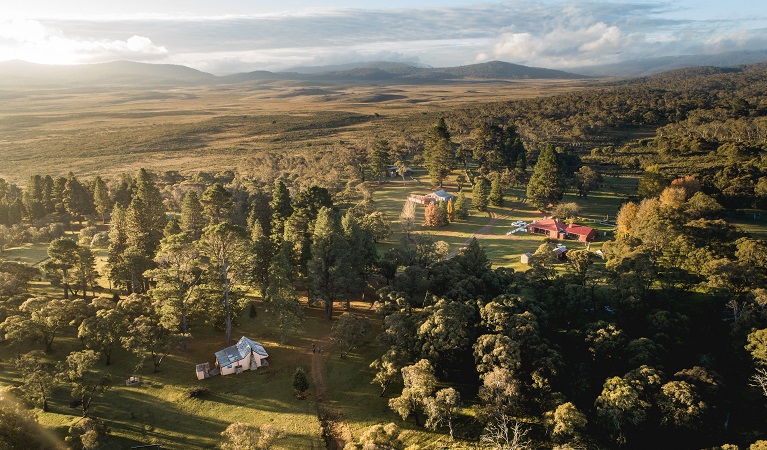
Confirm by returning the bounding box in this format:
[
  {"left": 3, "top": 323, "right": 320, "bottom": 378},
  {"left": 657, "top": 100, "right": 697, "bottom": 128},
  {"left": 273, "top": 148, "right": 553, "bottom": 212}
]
[{"left": 0, "top": 62, "right": 767, "bottom": 450}]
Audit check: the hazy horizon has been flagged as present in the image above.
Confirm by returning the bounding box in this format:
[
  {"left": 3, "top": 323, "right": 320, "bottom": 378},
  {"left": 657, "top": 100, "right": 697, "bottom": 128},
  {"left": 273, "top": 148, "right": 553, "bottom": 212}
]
[{"left": 2, "top": 0, "right": 766, "bottom": 75}]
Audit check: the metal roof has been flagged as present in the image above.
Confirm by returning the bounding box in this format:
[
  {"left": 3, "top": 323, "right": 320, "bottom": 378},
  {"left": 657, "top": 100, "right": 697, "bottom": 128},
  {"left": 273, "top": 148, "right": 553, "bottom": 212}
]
[{"left": 214, "top": 336, "right": 269, "bottom": 367}]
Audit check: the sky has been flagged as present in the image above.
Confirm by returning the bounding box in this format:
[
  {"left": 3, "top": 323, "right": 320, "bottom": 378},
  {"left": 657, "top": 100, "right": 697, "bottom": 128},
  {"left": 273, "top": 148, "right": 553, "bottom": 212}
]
[{"left": 1, "top": 0, "right": 766, "bottom": 74}]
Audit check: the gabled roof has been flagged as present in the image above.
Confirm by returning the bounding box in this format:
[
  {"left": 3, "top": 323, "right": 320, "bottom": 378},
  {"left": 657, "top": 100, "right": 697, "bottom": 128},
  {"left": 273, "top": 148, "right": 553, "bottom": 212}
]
[
  {"left": 428, "top": 189, "right": 455, "bottom": 201},
  {"left": 528, "top": 218, "right": 566, "bottom": 233},
  {"left": 215, "top": 336, "right": 268, "bottom": 367},
  {"left": 563, "top": 223, "right": 596, "bottom": 236},
  {"left": 528, "top": 219, "right": 595, "bottom": 237}
]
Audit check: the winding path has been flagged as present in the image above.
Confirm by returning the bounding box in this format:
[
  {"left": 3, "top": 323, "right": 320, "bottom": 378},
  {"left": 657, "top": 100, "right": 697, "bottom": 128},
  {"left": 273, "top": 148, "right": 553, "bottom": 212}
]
[{"left": 310, "top": 338, "right": 352, "bottom": 449}]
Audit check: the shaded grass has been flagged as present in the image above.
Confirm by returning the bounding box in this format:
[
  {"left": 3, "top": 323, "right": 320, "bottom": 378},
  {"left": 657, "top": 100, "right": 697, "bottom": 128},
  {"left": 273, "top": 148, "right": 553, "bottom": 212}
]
[{"left": 1, "top": 243, "right": 50, "bottom": 266}]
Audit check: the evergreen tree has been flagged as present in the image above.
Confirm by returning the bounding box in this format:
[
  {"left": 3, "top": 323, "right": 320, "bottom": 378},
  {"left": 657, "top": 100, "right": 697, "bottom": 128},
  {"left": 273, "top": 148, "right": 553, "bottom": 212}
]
[
  {"left": 342, "top": 210, "right": 378, "bottom": 302},
  {"left": 111, "top": 173, "right": 134, "bottom": 208},
  {"left": 263, "top": 244, "right": 304, "bottom": 343},
  {"left": 134, "top": 168, "right": 166, "bottom": 245},
  {"left": 107, "top": 205, "right": 129, "bottom": 291},
  {"left": 52, "top": 176, "right": 70, "bottom": 224},
  {"left": 368, "top": 138, "right": 391, "bottom": 186},
  {"left": 283, "top": 209, "right": 312, "bottom": 276},
  {"left": 146, "top": 233, "right": 201, "bottom": 351},
  {"left": 270, "top": 179, "right": 293, "bottom": 248},
  {"left": 42, "top": 175, "right": 55, "bottom": 214},
  {"left": 423, "top": 118, "right": 453, "bottom": 187},
  {"left": 472, "top": 176, "right": 491, "bottom": 212},
  {"left": 201, "top": 183, "right": 233, "bottom": 224},
  {"left": 247, "top": 188, "right": 272, "bottom": 238},
  {"left": 249, "top": 221, "right": 274, "bottom": 293},
  {"left": 293, "top": 186, "right": 333, "bottom": 222},
  {"left": 198, "top": 223, "right": 251, "bottom": 343},
  {"left": 63, "top": 173, "right": 95, "bottom": 224},
  {"left": 24, "top": 175, "right": 46, "bottom": 221},
  {"left": 488, "top": 173, "right": 504, "bottom": 206},
  {"left": 42, "top": 237, "right": 79, "bottom": 299},
  {"left": 180, "top": 190, "right": 205, "bottom": 240},
  {"left": 473, "top": 123, "right": 526, "bottom": 174},
  {"left": 73, "top": 245, "right": 98, "bottom": 299},
  {"left": 308, "top": 207, "right": 355, "bottom": 320},
  {"left": 92, "top": 176, "right": 112, "bottom": 224},
  {"left": 453, "top": 192, "right": 469, "bottom": 219},
  {"left": 526, "top": 145, "right": 565, "bottom": 210}
]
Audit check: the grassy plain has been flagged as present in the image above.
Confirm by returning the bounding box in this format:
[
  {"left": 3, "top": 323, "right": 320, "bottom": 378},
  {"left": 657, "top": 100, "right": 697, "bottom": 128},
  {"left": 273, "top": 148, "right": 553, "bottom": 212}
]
[{"left": 0, "top": 78, "right": 595, "bottom": 184}]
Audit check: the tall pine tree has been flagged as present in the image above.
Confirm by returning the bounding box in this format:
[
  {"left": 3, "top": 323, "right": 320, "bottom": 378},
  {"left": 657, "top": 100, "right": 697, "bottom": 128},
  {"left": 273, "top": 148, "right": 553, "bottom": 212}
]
[
  {"left": 423, "top": 118, "right": 453, "bottom": 188},
  {"left": 308, "top": 207, "right": 355, "bottom": 320},
  {"left": 526, "top": 145, "right": 565, "bottom": 210},
  {"left": 180, "top": 190, "right": 205, "bottom": 240}
]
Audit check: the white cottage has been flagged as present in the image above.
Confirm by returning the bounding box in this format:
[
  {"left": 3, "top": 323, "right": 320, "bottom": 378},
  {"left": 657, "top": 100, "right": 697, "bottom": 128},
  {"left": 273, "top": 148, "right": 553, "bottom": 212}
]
[{"left": 214, "top": 336, "right": 269, "bottom": 376}]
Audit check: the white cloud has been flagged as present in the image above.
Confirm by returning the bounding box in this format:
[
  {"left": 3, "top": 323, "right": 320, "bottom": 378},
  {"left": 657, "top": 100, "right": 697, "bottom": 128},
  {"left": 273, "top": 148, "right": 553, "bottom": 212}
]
[
  {"left": 2, "top": 2, "right": 767, "bottom": 72},
  {"left": 0, "top": 19, "right": 167, "bottom": 64},
  {"left": 479, "top": 15, "right": 638, "bottom": 67}
]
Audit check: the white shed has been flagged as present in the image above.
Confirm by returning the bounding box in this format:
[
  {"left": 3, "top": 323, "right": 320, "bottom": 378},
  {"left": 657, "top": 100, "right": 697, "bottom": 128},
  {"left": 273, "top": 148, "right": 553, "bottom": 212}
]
[
  {"left": 521, "top": 252, "right": 533, "bottom": 265},
  {"left": 214, "top": 336, "right": 269, "bottom": 376}
]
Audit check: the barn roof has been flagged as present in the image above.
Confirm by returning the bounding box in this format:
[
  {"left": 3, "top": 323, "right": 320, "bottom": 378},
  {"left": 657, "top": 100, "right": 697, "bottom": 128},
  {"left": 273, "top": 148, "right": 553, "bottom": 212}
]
[{"left": 215, "top": 336, "right": 268, "bottom": 367}]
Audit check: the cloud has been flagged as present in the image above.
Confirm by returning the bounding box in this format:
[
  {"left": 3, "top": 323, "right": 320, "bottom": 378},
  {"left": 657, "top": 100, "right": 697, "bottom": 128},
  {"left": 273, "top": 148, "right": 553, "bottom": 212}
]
[
  {"left": 3, "top": 2, "right": 767, "bottom": 72},
  {"left": 480, "top": 21, "right": 634, "bottom": 67},
  {"left": 0, "top": 18, "right": 167, "bottom": 64}
]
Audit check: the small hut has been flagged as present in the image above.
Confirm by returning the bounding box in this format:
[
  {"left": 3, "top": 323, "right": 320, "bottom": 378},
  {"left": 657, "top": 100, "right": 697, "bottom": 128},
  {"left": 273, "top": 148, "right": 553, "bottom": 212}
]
[
  {"left": 196, "top": 362, "right": 211, "bottom": 380},
  {"left": 213, "top": 336, "right": 269, "bottom": 376},
  {"left": 520, "top": 252, "right": 533, "bottom": 265}
]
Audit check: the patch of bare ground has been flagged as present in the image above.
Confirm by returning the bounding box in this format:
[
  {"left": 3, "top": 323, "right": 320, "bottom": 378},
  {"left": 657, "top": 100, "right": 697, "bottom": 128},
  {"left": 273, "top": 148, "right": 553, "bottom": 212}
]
[{"left": 311, "top": 337, "right": 353, "bottom": 450}]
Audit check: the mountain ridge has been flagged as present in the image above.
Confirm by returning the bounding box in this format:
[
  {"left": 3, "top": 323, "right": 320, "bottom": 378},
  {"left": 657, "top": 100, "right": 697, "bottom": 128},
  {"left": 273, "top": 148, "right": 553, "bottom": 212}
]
[{"left": 0, "top": 59, "right": 588, "bottom": 87}]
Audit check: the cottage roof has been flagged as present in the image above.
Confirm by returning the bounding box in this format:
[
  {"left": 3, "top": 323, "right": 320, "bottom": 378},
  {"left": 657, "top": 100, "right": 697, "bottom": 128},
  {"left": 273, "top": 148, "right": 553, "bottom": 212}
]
[
  {"left": 215, "top": 336, "right": 268, "bottom": 367},
  {"left": 563, "top": 223, "right": 595, "bottom": 237},
  {"left": 528, "top": 218, "right": 566, "bottom": 233},
  {"left": 428, "top": 190, "right": 455, "bottom": 201},
  {"left": 529, "top": 219, "right": 595, "bottom": 237}
]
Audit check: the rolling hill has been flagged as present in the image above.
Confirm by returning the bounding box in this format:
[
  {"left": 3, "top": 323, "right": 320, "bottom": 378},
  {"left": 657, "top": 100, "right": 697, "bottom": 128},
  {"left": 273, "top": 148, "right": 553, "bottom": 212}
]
[{"left": 0, "top": 59, "right": 589, "bottom": 88}]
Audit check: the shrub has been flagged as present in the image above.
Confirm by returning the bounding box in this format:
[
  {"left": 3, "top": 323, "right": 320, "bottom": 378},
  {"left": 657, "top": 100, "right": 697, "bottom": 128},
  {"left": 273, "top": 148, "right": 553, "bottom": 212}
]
[{"left": 292, "top": 367, "right": 310, "bottom": 398}]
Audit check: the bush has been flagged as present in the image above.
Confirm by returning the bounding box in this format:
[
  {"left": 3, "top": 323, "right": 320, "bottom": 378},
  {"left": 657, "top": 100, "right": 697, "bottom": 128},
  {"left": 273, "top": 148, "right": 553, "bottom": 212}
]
[
  {"left": 292, "top": 367, "right": 310, "bottom": 397},
  {"left": 423, "top": 202, "right": 447, "bottom": 227},
  {"left": 65, "top": 417, "right": 108, "bottom": 450},
  {"left": 90, "top": 232, "right": 110, "bottom": 248},
  {"left": 79, "top": 227, "right": 99, "bottom": 246}
]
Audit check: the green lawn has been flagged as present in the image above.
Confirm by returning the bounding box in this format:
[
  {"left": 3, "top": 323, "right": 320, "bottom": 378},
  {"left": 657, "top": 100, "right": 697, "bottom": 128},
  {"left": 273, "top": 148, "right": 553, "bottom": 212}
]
[
  {"left": 368, "top": 170, "right": 627, "bottom": 272},
  {"left": 1, "top": 243, "right": 50, "bottom": 266},
  {"left": 1, "top": 300, "right": 327, "bottom": 449}
]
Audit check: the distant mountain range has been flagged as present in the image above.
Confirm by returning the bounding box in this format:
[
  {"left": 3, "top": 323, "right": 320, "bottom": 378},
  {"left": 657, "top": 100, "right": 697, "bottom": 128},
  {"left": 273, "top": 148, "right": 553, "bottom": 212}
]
[
  {"left": 0, "top": 60, "right": 587, "bottom": 88},
  {"left": 2, "top": 50, "right": 766, "bottom": 88},
  {"left": 570, "top": 50, "right": 767, "bottom": 77}
]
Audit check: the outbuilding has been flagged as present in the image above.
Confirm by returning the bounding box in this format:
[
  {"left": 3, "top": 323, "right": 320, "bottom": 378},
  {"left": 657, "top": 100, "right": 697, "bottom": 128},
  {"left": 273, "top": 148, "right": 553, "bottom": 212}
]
[
  {"left": 520, "top": 252, "right": 533, "bottom": 265},
  {"left": 213, "top": 336, "right": 269, "bottom": 376},
  {"left": 407, "top": 189, "right": 455, "bottom": 206}
]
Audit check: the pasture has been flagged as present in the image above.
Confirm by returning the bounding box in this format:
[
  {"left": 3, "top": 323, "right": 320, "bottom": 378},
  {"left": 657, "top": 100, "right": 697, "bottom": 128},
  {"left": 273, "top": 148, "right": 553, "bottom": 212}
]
[{"left": 0, "top": 78, "right": 593, "bottom": 185}]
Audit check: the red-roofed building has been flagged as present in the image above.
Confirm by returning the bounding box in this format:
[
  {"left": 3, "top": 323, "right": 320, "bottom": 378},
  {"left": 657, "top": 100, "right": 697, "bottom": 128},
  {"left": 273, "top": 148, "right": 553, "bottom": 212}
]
[
  {"left": 527, "top": 218, "right": 597, "bottom": 242},
  {"left": 563, "top": 223, "right": 598, "bottom": 242}
]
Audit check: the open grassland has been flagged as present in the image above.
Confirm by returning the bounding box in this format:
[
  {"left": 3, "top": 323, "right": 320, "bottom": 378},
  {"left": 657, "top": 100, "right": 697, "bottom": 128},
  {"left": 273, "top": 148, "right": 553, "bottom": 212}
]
[{"left": 0, "top": 78, "right": 595, "bottom": 184}]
